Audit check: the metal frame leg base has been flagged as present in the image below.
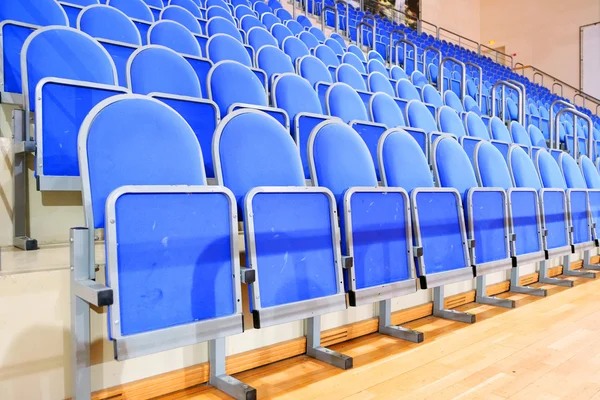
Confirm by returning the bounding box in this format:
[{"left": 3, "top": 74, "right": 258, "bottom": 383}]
[
  {"left": 562, "top": 269, "right": 596, "bottom": 279},
  {"left": 539, "top": 276, "right": 574, "bottom": 287},
  {"left": 307, "top": 346, "right": 353, "bottom": 369},
  {"left": 582, "top": 263, "right": 600, "bottom": 270},
  {"left": 510, "top": 285, "right": 547, "bottom": 297},
  {"left": 433, "top": 309, "right": 476, "bottom": 324},
  {"left": 379, "top": 325, "right": 424, "bottom": 343},
  {"left": 14, "top": 236, "right": 38, "bottom": 251},
  {"left": 209, "top": 374, "right": 256, "bottom": 400},
  {"left": 476, "top": 295, "right": 516, "bottom": 309}
]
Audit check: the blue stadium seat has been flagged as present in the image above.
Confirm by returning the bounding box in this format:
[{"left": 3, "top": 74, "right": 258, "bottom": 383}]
[
  {"left": 366, "top": 59, "right": 388, "bottom": 76},
  {"left": 240, "top": 14, "right": 264, "bottom": 32},
  {"left": 159, "top": 5, "right": 202, "bottom": 34},
  {"left": 207, "top": 60, "right": 285, "bottom": 125},
  {"left": 143, "top": 0, "right": 163, "bottom": 20},
  {"left": 390, "top": 65, "right": 408, "bottom": 81},
  {"left": 297, "top": 14, "right": 312, "bottom": 28},
  {"left": 57, "top": 0, "right": 98, "bottom": 27},
  {"left": 253, "top": 1, "right": 272, "bottom": 17},
  {"left": 309, "top": 26, "right": 326, "bottom": 42},
  {"left": 411, "top": 70, "right": 428, "bottom": 88},
  {"left": 275, "top": 7, "right": 293, "bottom": 22},
  {"left": 206, "top": 33, "right": 252, "bottom": 66},
  {"left": 463, "top": 95, "right": 481, "bottom": 115},
  {"left": 109, "top": 0, "right": 154, "bottom": 44},
  {"left": 148, "top": 20, "right": 202, "bottom": 57},
  {"left": 444, "top": 89, "right": 464, "bottom": 113},
  {"left": 285, "top": 19, "right": 304, "bottom": 36},
  {"left": 488, "top": 116, "right": 515, "bottom": 160},
  {"left": 168, "top": 0, "right": 202, "bottom": 18},
  {"left": 281, "top": 36, "right": 309, "bottom": 67},
  {"left": 433, "top": 137, "right": 513, "bottom": 303},
  {"left": 325, "top": 37, "right": 344, "bottom": 56},
  {"left": 207, "top": 16, "right": 243, "bottom": 43},
  {"left": 270, "top": 22, "right": 293, "bottom": 47},
  {"left": 368, "top": 92, "right": 405, "bottom": 128},
  {"left": 347, "top": 44, "right": 365, "bottom": 61},
  {"left": 298, "top": 31, "right": 320, "bottom": 51},
  {"left": 206, "top": 0, "right": 230, "bottom": 10},
  {"left": 78, "top": 5, "right": 141, "bottom": 87},
  {"left": 509, "top": 121, "right": 532, "bottom": 152},
  {"left": 256, "top": 45, "right": 294, "bottom": 88},
  {"left": 234, "top": 4, "right": 254, "bottom": 21},
  {"left": 207, "top": 6, "right": 236, "bottom": 24},
  {"left": 315, "top": 44, "right": 340, "bottom": 74},
  {"left": 0, "top": 0, "right": 68, "bottom": 98},
  {"left": 308, "top": 120, "right": 422, "bottom": 342},
  {"left": 396, "top": 78, "right": 420, "bottom": 102},
  {"left": 213, "top": 110, "right": 349, "bottom": 371},
  {"left": 368, "top": 71, "right": 394, "bottom": 97},
  {"left": 247, "top": 26, "right": 277, "bottom": 54},
  {"left": 379, "top": 129, "right": 475, "bottom": 322},
  {"left": 261, "top": 12, "right": 280, "bottom": 30},
  {"left": 367, "top": 49, "right": 385, "bottom": 64},
  {"left": 336, "top": 64, "right": 366, "bottom": 91},
  {"left": 529, "top": 124, "right": 548, "bottom": 151},
  {"left": 438, "top": 105, "right": 466, "bottom": 138},
  {"left": 422, "top": 84, "right": 443, "bottom": 109},
  {"left": 463, "top": 111, "right": 491, "bottom": 165},
  {"left": 22, "top": 26, "right": 122, "bottom": 190},
  {"left": 342, "top": 51, "right": 366, "bottom": 74},
  {"left": 330, "top": 32, "right": 346, "bottom": 50},
  {"left": 272, "top": 73, "right": 332, "bottom": 178}
]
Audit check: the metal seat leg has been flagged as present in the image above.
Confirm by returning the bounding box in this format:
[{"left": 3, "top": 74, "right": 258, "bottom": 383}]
[
  {"left": 377, "top": 299, "right": 423, "bottom": 343},
  {"left": 432, "top": 286, "right": 475, "bottom": 324},
  {"left": 306, "top": 316, "right": 353, "bottom": 369}
]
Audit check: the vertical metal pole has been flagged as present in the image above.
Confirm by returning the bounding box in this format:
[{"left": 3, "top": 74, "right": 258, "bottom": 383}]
[
  {"left": 209, "top": 338, "right": 227, "bottom": 378},
  {"left": 306, "top": 316, "right": 320, "bottom": 350},
  {"left": 71, "top": 227, "right": 92, "bottom": 400},
  {"left": 378, "top": 299, "right": 391, "bottom": 330}
]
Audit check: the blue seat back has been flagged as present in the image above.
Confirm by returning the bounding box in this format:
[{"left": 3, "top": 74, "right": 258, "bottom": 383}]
[
  {"left": 297, "top": 14, "right": 312, "bottom": 28},
  {"left": 559, "top": 153, "right": 587, "bottom": 189},
  {"left": 298, "top": 31, "right": 320, "bottom": 51},
  {"left": 444, "top": 90, "right": 464, "bottom": 113},
  {"left": 536, "top": 150, "right": 567, "bottom": 189},
  {"left": 342, "top": 52, "right": 366, "bottom": 73},
  {"left": 169, "top": 0, "right": 202, "bottom": 17},
  {"left": 0, "top": 0, "right": 68, "bottom": 25},
  {"left": 257, "top": 45, "right": 294, "bottom": 81},
  {"left": 208, "top": 60, "right": 266, "bottom": 115},
  {"left": 148, "top": 20, "right": 202, "bottom": 56},
  {"left": 206, "top": 33, "right": 252, "bottom": 66},
  {"left": 347, "top": 44, "right": 365, "bottom": 61},
  {"left": 128, "top": 45, "right": 201, "bottom": 97},
  {"left": 463, "top": 95, "right": 481, "bottom": 115},
  {"left": 396, "top": 79, "right": 420, "bottom": 101},
  {"left": 366, "top": 59, "right": 387, "bottom": 76},
  {"left": 529, "top": 125, "right": 547, "bottom": 148},
  {"left": 261, "top": 12, "right": 280, "bottom": 30},
  {"left": 406, "top": 100, "right": 437, "bottom": 133},
  {"left": 240, "top": 15, "right": 264, "bottom": 32},
  {"left": 411, "top": 70, "right": 427, "bottom": 88},
  {"left": 324, "top": 38, "right": 344, "bottom": 56},
  {"left": 367, "top": 50, "right": 384, "bottom": 64},
  {"left": 433, "top": 136, "right": 478, "bottom": 200},
  {"left": 465, "top": 112, "right": 491, "bottom": 140},
  {"left": 78, "top": 5, "right": 141, "bottom": 44},
  {"left": 336, "top": 64, "right": 366, "bottom": 91},
  {"left": 326, "top": 82, "right": 368, "bottom": 123},
  {"left": 580, "top": 155, "right": 600, "bottom": 189},
  {"left": 270, "top": 23, "right": 293, "bottom": 46},
  {"left": 315, "top": 44, "right": 340, "bottom": 67},
  {"left": 390, "top": 65, "right": 408, "bottom": 80},
  {"left": 272, "top": 73, "right": 321, "bottom": 122},
  {"left": 286, "top": 20, "right": 304, "bottom": 35},
  {"left": 309, "top": 26, "right": 326, "bottom": 42},
  {"left": 330, "top": 33, "right": 346, "bottom": 50},
  {"left": 207, "top": 6, "right": 236, "bottom": 24},
  {"left": 23, "top": 27, "right": 117, "bottom": 112},
  {"left": 207, "top": 16, "right": 243, "bottom": 42},
  {"left": 298, "top": 55, "right": 331, "bottom": 87},
  {"left": 369, "top": 92, "right": 404, "bottom": 128},
  {"left": 438, "top": 106, "right": 466, "bottom": 137},
  {"left": 281, "top": 36, "right": 309, "bottom": 65},
  {"left": 234, "top": 4, "right": 254, "bottom": 20},
  {"left": 509, "top": 121, "right": 532, "bottom": 147},
  {"left": 214, "top": 109, "right": 304, "bottom": 205},
  {"left": 489, "top": 116, "right": 512, "bottom": 142},
  {"left": 474, "top": 141, "right": 512, "bottom": 189},
  {"left": 81, "top": 95, "right": 206, "bottom": 229},
  {"left": 159, "top": 5, "right": 202, "bottom": 34},
  {"left": 206, "top": 0, "right": 230, "bottom": 10},
  {"left": 422, "top": 84, "right": 443, "bottom": 108},
  {"left": 109, "top": 0, "right": 154, "bottom": 21},
  {"left": 368, "top": 72, "right": 394, "bottom": 97},
  {"left": 508, "top": 145, "right": 542, "bottom": 190},
  {"left": 247, "top": 26, "right": 277, "bottom": 52},
  {"left": 254, "top": 1, "right": 271, "bottom": 15}
]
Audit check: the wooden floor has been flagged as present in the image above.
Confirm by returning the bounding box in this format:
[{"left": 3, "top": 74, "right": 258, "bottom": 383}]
[{"left": 158, "top": 274, "right": 600, "bottom": 400}]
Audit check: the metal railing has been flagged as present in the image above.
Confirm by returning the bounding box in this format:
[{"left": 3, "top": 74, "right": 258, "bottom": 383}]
[
  {"left": 437, "top": 27, "right": 479, "bottom": 53},
  {"left": 479, "top": 43, "right": 513, "bottom": 68},
  {"left": 334, "top": 0, "right": 350, "bottom": 38},
  {"left": 554, "top": 108, "right": 594, "bottom": 158},
  {"left": 357, "top": 19, "right": 375, "bottom": 50},
  {"left": 439, "top": 56, "right": 466, "bottom": 101},
  {"left": 321, "top": 4, "right": 339, "bottom": 33},
  {"left": 466, "top": 61, "right": 483, "bottom": 109},
  {"left": 533, "top": 72, "right": 544, "bottom": 86},
  {"left": 394, "top": 38, "right": 417, "bottom": 71},
  {"left": 552, "top": 82, "right": 564, "bottom": 97},
  {"left": 423, "top": 46, "right": 442, "bottom": 79},
  {"left": 514, "top": 62, "right": 525, "bottom": 75},
  {"left": 549, "top": 99, "right": 574, "bottom": 149},
  {"left": 491, "top": 80, "right": 524, "bottom": 125},
  {"left": 388, "top": 29, "right": 405, "bottom": 66},
  {"left": 507, "top": 79, "right": 527, "bottom": 127}
]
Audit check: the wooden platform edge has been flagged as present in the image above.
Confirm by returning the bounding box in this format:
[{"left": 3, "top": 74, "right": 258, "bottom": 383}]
[{"left": 89, "top": 256, "right": 597, "bottom": 400}]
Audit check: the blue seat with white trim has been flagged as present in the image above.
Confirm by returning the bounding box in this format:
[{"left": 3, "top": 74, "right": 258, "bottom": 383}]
[
  {"left": 207, "top": 6, "right": 236, "bottom": 25},
  {"left": 272, "top": 73, "right": 333, "bottom": 178},
  {"left": 336, "top": 63, "right": 367, "bottom": 91},
  {"left": 0, "top": 0, "right": 68, "bottom": 100},
  {"left": 463, "top": 111, "right": 492, "bottom": 165},
  {"left": 379, "top": 129, "right": 475, "bottom": 323},
  {"left": 281, "top": 36, "right": 309, "bottom": 67},
  {"left": 438, "top": 105, "right": 466, "bottom": 139},
  {"left": 214, "top": 108, "right": 352, "bottom": 369},
  {"left": 78, "top": 5, "right": 141, "bottom": 87},
  {"left": 405, "top": 100, "right": 439, "bottom": 156},
  {"left": 76, "top": 94, "right": 252, "bottom": 398},
  {"left": 109, "top": 0, "right": 154, "bottom": 44},
  {"left": 422, "top": 84, "right": 443, "bottom": 109},
  {"left": 298, "top": 31, "right": 320, "bottom": 52},
  {"left": 488, "top": 116, "right": 514, "bottom": 160},
  {"left": 433, "top": 137, "right": 514, "bottom": 307},
  {"left": 270, "top": 22, "right": 293, "bottom": 47},
  {"left": 207, "top": 16, "right": 244, "bottom": 43},
  {"left": 509, "top": 121, "right": 532, "bottom": 153},
  {"left": 143, "top": 0, "right": 163, "bottom": 20},
  {"left": 366, "top": 59, "right": 388, "bottom": 76},
  {"left": 168, "top": 0, "right": 202, "bottom": 18},
  {"left": 308, "top": 120, "right": 422, "bottom": 343},
  {"left": 247, "top": 26, "right": 277, "bottom": 53},
  {"left": 127, "top": 45, "right": 219, "bottom": 177},
  {"left": 256, "top": 44, "right": 294, "bottom": 88},
  {"left": 23, "top": 26, "right": 124, "bottom": 191},
  {"left": 580, "top": 155, "right": 600, "bottom": 249},
  {"left": 207, "top": 60, "right": 285, "bottom": 126},
  {"left": 367, "top": 71, "right": 395, "bottom": 97},
  {"left": 159, "top": 5, "right": 202, "bottom": 34},
  {"left": 148, "top": 20, "right": 202, "bottom": 57},
  {"left": 57, "top": 0, "right": 98, "bottom": 27},
  {"left": 240, "top": 14, "right": 265, "bottom": 32}
]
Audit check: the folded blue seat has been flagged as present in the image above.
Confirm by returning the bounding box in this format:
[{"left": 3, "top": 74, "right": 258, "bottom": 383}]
[
  {"left": 159, "top": 5, "right": 202, "bottom": 34},
  {"left": 207, "top": 6, "right": 236, "bottom": 25},
  {"left": 325, "top": 37, "right": 345, "bottom": 56},
  {"left": 240, "top": 14, "right": 264, "bottom": 32},
  {"left": 298, "top": 31, "right": 320, "bottom": 52},
  {"left": 256, "top": 44, "right": 294, "bottom": 88},
  {"left": 281, "top": 36, "right": 309, "bottom": 67},
  {"left": 308, "top": 120, "right": 423, "bottom": 342},
  {"left": 270, "top": 22, "right": 293, "bottom": 47},
  {"left": 247, "top": 26, "right": 277, "bottom": 54},
  {"left": 109, "top": 0, "right": 155, "bottom": 44},
  {"left": 214, "top": 108, "right": 352, "bottom": 369},
  {"left": 148, "top": 20, "right": 203, "bottom": 57},
  {"left": 433, "top": 136, "right": 515, "bottom": 308},
  {"left": 207, "top": 16, "right": 245, "bottom": 43},
  {"left": 206, "top": 33, "right": 264, "bottom": 83},
  {"left": 379, "top": 129, "right": 475, "bottom": 323}
]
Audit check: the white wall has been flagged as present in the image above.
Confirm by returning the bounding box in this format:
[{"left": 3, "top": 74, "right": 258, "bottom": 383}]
[
  {"left": 582, "top": 23, "right": 600, "bottom": 99},
  {"left": 421, "top": 0, "right": 481, "bottom": 43}
]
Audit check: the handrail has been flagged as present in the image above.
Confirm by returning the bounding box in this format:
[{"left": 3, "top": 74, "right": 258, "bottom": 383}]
[
  {"left": 549, "top": 99, "right": 574, "bottom": 149},
  {"left": 423, "top": 46, "right": 442, "bottom": 79},
  {"left": 552, "top": 82, "right": 564, "bottom": 97},
  {"left": 574, "top": 93, "right": 586, "bottom": 108},
  {"left": 389, "top": 29, "right": 405, "bottom": 66},
  {"left": 533, "top": 72, "right": 544, "bottom": 86},
  {"left": 555, "top": 108, "right": 594, "bottom": 158},
  {"left": 321, "top": 4, "right": 338, "bottom": 33},
  {"left": 507, "top": 79, "right": 527, "bottom": 128},
  {"left": 479, "top": 43, "right": 513, "bottom": 68},
  {"left": 437, "top": 27, "right": 478, "bottom": 52},
  {"left": 357, "top": 20, "right": 374, "bottom": 50},
  {"left": 334, "top": 0, "right": 349, "bottom": 38},
  {"left": 394, "top": 38, "right": 417, "bottom": 72},
  {"left": 465, "top": 61, "right": 483, "bottom": 109},
  {"left": 514, "top": 62, "right": 525, "bottom": 75},
  {"left": 597, "top": 104, "right": 600, "bottom": 116},
  {"left": 439, "top": 56, "right": 466, "bottom": 101},
  {"left": 491, "top": 80, "right": 523, "bottom": 125}
]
